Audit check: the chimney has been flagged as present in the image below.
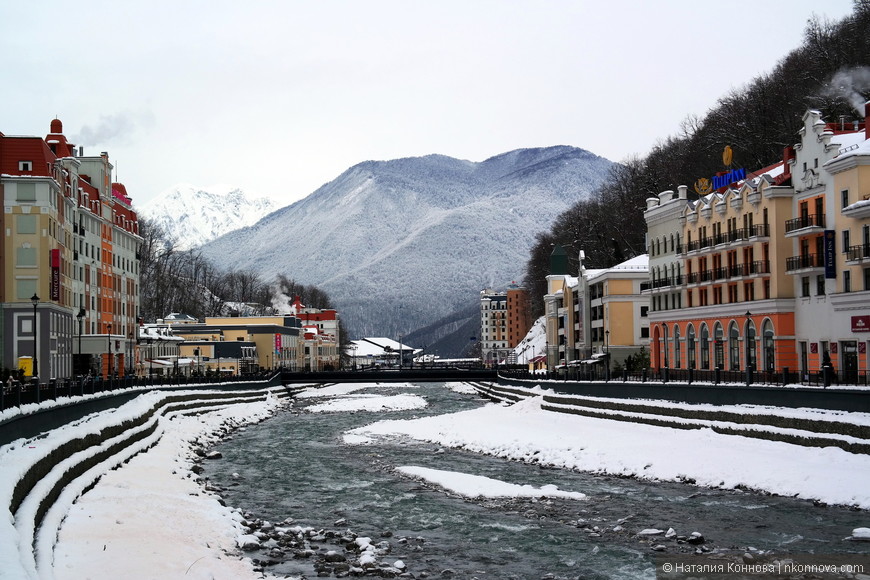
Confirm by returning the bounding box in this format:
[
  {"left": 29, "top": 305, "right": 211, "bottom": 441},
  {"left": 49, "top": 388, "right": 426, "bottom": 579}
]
[
  {"left": 865, "top": 101, "right": 870, "bottom": 140},
  {"left": 658, "top": 190, "right": 674, "bottom": 203},
  {"left": 677, "top": 185, "right": 688, "bottom": 199}
]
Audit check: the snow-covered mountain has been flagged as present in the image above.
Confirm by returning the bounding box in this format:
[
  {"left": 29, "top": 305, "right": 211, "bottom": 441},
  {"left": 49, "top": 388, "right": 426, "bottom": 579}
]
[
  {"left": 137, "top": 184, "right": 276, "bottom": 250},
  {"left": 198, "top": 146, "right": 614, "bottom": 339}
]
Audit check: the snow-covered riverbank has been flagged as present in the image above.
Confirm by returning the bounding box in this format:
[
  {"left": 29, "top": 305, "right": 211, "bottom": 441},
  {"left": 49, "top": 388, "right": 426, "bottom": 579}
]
[{"left": 2, "top": 381, "right": 868, "bottom": 579}]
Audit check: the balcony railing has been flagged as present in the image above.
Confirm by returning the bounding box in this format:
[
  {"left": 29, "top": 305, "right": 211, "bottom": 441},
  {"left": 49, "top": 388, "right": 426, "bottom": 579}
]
[
  {"left": 685, "top": 237, "right": 714, "bottom": 252},
  {"left": 846, "top": 244, "right": 870, "bottom": 261},
  {"left": 687, "top": 270, "right": 714, "bottom": 284},
  {"left": 785, "top": 253, "right": 823, "bottom": 271},
  {"left": 785, "top": 214, "right": 825, "bottom": 234}
]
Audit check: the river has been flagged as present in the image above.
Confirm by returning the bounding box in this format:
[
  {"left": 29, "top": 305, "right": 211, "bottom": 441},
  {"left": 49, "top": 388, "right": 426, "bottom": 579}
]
[{"left": 202, "top": 382, "right": 869, "bottom": 578}]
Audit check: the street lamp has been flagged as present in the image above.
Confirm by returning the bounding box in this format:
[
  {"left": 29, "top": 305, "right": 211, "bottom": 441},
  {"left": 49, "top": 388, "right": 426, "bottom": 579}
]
[
  {"left": 146, "top": 338, "right": 154, "bottom": 381},
  {"left": 604, "top": 329, "right": 610, "bottom": 382},
  {"left": 745, "top": 311, "right": 753, "bottom": 387},
  {"left": 76, "top": 308, "right": 85, "bottom": 375},
  {"left": 31, "top": 294, "right": 39, "bottom": 381},
  {"left": 107, "top": 323, "right": 112, "bottom": 380}
]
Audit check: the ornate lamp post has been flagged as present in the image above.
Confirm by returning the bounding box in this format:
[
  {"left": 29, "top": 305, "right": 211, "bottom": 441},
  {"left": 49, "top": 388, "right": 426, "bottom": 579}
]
[
  {"left": 31, "top": 294, "right": 39, "bottom": 381},
  {"left": 745, "top": 311, "right": 753, "bottom": 387},
  {"left": 147, "top": 338, "right": 154, "bottom": 381},
  {"left": 76, "top": 308, "right": 85, "bottom": 375},
  {"left": 107, "top": 322, "right": 112, "bottom": 380},
  {"left": 605, "top": 329, "right": 610, "bottom": 382}
]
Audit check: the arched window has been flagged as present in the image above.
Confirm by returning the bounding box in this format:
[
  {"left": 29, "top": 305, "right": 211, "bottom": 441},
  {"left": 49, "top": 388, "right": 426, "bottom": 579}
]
[
  {"left": 687, "top": 324, "right": 696, "bottom": 369},
  {"left": 714, "top": 323, "right": 725, "bottom": 369},
  {"left": 700, "top": 324, "right": 709, "bottom": 370},
  {"left": 673, "top": 325, "right": 681, "bottom": 368},
  {"left": 745, "top": 318, "right": 757, "bottom": 370},
  {"left": 762, "top": 320, "right": 775, "bottom": 372},
  {"left": 729, "top": 322, "right": 740, "bottom": 370}
]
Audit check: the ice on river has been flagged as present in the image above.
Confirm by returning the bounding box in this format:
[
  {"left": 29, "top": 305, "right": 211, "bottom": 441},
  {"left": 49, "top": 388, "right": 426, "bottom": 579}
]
[
  {"left": 397, "top": 465, "right": 588, "bottom": 500},
  {"left": 304, "top": 393, "right": 427, "bottom": 413}
]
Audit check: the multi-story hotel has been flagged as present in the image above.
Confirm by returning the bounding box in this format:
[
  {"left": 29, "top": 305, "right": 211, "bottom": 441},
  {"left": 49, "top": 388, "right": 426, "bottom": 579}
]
[
  {"left": 644, "top": 104, "right": 870, "bottom": 381},
  {"left": 543, "top": 245, "right": 649, "bottom": 372},
  {"left": 1, "top": 119, "right": 141, "bottom": 380}
]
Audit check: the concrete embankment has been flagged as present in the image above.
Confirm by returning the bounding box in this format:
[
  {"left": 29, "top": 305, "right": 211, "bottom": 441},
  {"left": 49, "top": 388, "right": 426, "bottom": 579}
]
[
  {"left": 472, "top": 382, "right": 870, "bottom": 455},
  {"left": 1, "top": 382, "right": 310, "bottom": 580}
]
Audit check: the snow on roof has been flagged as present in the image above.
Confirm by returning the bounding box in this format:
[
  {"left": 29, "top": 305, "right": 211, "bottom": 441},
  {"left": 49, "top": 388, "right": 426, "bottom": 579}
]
[{"left": 825, "top": 135, "right": 870, "bottom": 166}]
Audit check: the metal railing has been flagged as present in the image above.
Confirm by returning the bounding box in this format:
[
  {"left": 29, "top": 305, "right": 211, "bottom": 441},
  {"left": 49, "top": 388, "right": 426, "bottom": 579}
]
[
  {"left": 785, "top": 214, "right": 825, "bottom": 233},
  {"left": 846, "top": 244, "right": 870, "bottom": 261},
  {"left": 785, "top": 253, "right": 823, "bottom": 271},
  {"left": 0, "top": 372, "right": 275, "bottom": 413}
]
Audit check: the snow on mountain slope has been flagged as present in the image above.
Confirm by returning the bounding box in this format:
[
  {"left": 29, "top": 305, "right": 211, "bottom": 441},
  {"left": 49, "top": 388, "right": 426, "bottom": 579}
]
[
  {"left": 198, "top": 146, "right": 614, "bottom": 338},
  {"left": 137, "top": 184, "right": 276, "bottom": 249}
]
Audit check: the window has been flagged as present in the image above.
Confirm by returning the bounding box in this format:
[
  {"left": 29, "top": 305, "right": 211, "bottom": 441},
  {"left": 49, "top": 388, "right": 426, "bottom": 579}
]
[
  {"left": 842, "top": 189, "right": 850, "bottom": 209},
  {"left": 640, "top": 327, "right": 649, "bottom": 339},
  {"left": 16, "top": 215, "right": 37, "bottom": 234},
  {"left": 17, "top": 182, "right": 36, "bottom": 202},
  {"left": 640, "top": 306, "right": 648, "bottom": 318},
  {"left": 16, "top": 279, "right": 37, "bottom": 300},
  {"left": 18, "top": 161, "right": 32, "bottom": 171},
  {"left": 844, "top": 270, "right": 851, "bottom": 293},
  {"left": 801, "top": 276, "right": 810, "bottom": 297},
  {"left": 844, "top": 229, "right": 851, "bottom": 253},
  {"left": 16, "top": 247, "right": 37, "bottom": 267},
  {"left": 816, "top": 275, "right": 826, "bottom": 296}
]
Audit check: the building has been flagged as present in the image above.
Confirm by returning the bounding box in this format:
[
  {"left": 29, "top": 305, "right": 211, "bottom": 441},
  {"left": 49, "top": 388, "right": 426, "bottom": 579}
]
[
  {"left": 643, "top": 104, "right": 870, "bottom": 382},
  {"left": 506, "top": 283, "right": 533, "bottom": 348},
  {"left": 479, "top": 288, "right": 508, "bottom": 365},
  {"left": 543, "top": 245, "right": 650, "bottom": 373},
  {"left": 1, "top": 119, "right": 141, "bottom": 380}
]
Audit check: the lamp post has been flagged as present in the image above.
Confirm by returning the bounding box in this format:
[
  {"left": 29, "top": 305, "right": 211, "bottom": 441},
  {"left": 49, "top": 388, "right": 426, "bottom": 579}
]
[
  {"left": 605, "top": 329, "right": 610, "bottom": 382},
  {"left": 127, "top": 332, "right": 133, "bottom": 378},
  {"left": 107, "top": 323, "right": 112, "bottom": 381},
  {"left": 147, "top": 338, "right": 154, "bottom": 381},
  {"left": 662, "top": 324, "right": 670, "bottom": 384},
  {"left": 31, "top": 294, "right": 39, "bottom": 382},
  {"left": 76, "top": 308, "right": 85, "bottom": 375},
  {"left": 745, "top": 311, "right": 752, "bottom": 387}
]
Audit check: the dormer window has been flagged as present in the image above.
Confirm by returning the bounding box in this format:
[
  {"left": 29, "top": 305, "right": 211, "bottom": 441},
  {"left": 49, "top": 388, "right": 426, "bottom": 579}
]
[{"left": 19, "top": 161, "right": 32, "bottom": 172}]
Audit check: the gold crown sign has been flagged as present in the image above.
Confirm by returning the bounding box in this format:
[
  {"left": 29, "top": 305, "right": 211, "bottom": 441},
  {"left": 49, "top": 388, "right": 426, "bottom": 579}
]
[{"left": 694, "top": 177, "right": 712, "bottom": 196}]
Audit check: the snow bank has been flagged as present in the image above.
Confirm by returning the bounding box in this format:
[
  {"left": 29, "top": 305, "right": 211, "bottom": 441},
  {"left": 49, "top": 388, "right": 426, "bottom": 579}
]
[{"left": 346, "top": 395, "right": 870, "bottom": 508}]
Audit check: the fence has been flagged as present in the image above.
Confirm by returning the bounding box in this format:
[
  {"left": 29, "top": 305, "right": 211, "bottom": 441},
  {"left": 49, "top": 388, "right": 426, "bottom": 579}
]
[
  {"left": 500, "top": 367, "right": 870, "bottom": 387},
  {"left": 0, "top": 372, "right": 274, "bottom": 413}
]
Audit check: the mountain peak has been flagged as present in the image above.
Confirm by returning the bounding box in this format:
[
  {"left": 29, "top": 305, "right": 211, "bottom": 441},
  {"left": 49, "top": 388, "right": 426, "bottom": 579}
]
[{"left": 138, "top": 184, "right": 276, "bottom": 249}]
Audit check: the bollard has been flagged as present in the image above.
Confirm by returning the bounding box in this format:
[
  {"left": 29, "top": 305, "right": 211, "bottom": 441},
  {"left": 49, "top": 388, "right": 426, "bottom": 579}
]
[
  {"left": 781, "top": 367, "right": 789, "bottom": 386},
  {"left": 714, "top": 366, "right": 721, "bottom": 385}
]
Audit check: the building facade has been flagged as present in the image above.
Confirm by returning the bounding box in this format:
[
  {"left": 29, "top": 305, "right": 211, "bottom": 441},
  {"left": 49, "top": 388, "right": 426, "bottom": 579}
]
[
  {"left": 1, "top": 119, "right": 141, "bottom": 380},
  {"left": 644, "top": 104, "right": 870, "bottom": 381},
  {"left": 479, "top": 288, "right": 508, "bottom": 365}
]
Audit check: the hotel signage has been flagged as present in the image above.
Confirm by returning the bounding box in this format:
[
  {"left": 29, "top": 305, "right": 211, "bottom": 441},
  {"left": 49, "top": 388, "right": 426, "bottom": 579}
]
[
  {"left": 852, "top": 315, "right": 870, "bottom": 332},
  {"left": 693, "top": 146, "right": 746, "bottom": 195},
  {"left": 50, "top": 249, "right": 61, "bottom": 300},
  {"left": 824, "top": 230, "right": 836, "bottom": 279}
]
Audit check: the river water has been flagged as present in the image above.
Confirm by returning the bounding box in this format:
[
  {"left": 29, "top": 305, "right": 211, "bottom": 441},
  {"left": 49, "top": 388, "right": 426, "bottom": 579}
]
[{"left": 202, "top": 382, "right": 870, "bottom": 579}]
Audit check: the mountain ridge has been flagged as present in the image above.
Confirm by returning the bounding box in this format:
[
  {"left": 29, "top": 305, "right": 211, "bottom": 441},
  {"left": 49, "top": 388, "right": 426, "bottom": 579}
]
[{"left": 196, "top": 146, "right": 614, "bottom": 342}]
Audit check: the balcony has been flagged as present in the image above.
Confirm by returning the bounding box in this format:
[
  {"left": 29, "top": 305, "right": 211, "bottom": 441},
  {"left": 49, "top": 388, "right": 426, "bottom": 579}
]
[
  {"left": 648, "top": 275, "right": 684, "bottom": 290},
  {"left": 785, "top": 253, "right": 824, "bottom": 272},
  {"left": 687, "top": 270, "right": 713, "bottom": 285},
  {"left": 685, "top": 237, "right": 713, "bottom": 253},
  {"left": 727, "top": 260, "right": 771, "bottom": 277},
  {"left": 785, "top": 214, "right": 825, "bottom": 236},
  {"left": 846, "top": 244, "right": 870, "bottom": 263}
]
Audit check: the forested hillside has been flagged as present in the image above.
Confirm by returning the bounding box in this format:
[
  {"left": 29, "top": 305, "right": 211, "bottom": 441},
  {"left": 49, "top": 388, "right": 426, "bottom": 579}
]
[{"left": 524, "top": 1, "right": 870, "bottom": 316}]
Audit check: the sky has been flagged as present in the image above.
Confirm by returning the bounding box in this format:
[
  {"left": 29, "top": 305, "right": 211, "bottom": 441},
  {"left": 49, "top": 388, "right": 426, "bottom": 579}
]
[{"left": 0, "top": 1, "right": 858, "bottom": 209}]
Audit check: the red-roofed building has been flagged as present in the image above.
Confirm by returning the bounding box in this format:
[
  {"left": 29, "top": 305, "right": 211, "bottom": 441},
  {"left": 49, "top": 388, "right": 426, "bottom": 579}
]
[{"left": 1, "top": 119, "right": 142, "bottom": 380}]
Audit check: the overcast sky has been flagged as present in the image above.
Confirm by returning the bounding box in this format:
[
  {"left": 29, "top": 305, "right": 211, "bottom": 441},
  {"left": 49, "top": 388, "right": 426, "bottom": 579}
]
[{"left": 0, "top": 1, "right": 857, "bottom": 208}]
